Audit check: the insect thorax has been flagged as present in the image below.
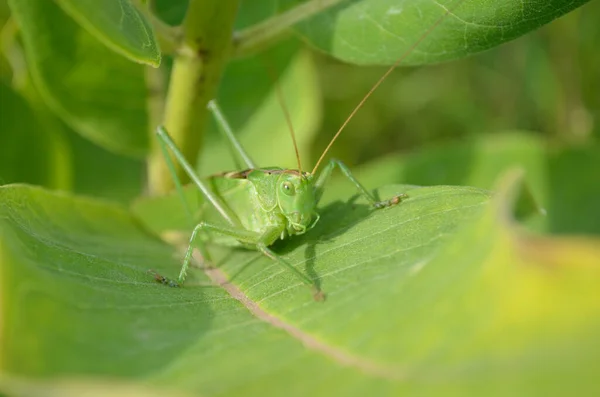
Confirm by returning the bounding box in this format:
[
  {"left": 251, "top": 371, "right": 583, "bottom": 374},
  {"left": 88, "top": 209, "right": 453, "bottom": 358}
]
[{"left": 213, "top": 168, "right": 317, "bottom": 243}]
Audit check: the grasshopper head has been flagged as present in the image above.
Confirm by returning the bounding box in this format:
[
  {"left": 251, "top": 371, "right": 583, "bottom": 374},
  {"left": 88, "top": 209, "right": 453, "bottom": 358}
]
[{"left": 277, "top": 171, "right": 318, "bottom": 236}]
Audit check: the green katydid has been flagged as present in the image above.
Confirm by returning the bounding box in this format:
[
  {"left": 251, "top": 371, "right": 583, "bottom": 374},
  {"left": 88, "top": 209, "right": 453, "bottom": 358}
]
[
  {"left": 151, "top": 4, "right": 460, "bottom": 300},
  {"left": 152, "top": 110, "right": 405, "bottom": 300}
]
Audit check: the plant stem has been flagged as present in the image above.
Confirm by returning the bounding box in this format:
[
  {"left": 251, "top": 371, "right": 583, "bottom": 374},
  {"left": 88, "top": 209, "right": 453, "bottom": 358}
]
[
  {"left": 148, "top": 0, "right": 240, "bottom": 195},
  {"left": 144, "top": 66, "right": 166, "bottom": 142},
  {"left": 233, "top": 0, "right": 344, "bottom": 59}
]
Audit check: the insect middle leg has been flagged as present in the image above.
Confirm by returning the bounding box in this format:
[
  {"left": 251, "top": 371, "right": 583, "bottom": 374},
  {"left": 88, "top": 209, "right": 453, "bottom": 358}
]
[{"left": 314, "top": 159, "right": 408, "bottom": 208}]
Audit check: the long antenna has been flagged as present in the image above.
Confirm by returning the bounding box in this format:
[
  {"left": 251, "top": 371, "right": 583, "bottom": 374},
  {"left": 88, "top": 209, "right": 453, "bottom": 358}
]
[
  {"left": 311, "top": 0, "right": 465, "bottom": 175},
  {"left": 274, "top": 78, "right": 303, "bottom": 172},
  {"left": 262, "top": 57, "right": 303, "bottom": 172}
]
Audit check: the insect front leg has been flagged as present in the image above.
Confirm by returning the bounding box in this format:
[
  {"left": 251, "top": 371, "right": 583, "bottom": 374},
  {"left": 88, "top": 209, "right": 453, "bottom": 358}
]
[
  {"left": 314, "top": 159, "right": 408, "bottom": 208},
  {"left": 151, "top": 222, "right": 260, "bottom": 287},
  {"left": 151, "top": 223, "right": 323, "bottom": 300}
]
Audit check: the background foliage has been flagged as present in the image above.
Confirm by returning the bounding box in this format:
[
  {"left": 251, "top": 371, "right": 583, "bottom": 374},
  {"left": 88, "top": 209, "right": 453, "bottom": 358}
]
[{"left": 1, "top": 0, "right": 599, "bottom": 396}]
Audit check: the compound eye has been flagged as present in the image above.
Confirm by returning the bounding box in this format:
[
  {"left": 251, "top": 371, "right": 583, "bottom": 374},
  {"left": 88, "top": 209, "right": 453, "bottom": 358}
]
[{"left": 281, "top": 181, "right": 296, "bottom": 196}]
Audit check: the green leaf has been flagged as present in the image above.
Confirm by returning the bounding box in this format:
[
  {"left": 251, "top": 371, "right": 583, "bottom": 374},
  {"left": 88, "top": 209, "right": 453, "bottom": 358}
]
[
  {"left": 0, "top": 1, "right": 10, "bottom": 27},
  {"left": 0, "top": 81, "right": 72, "bottom": 189},
  {"left": 55, "top": 0, "right": 161, "bottom": 67},
  {"left": 0, "top": 185, "right": 185, "bottom": 377},
  {"left": 67, "top": 131, "right": 145, "bottom": 203},
  {"left": 0, "top": 375, "right": 188, "bottom": 397},
  {"left": 8, "top": 0, "right": 149, "bottom": 156},
  {"left": 0, "top": 74, "right": 143, "bottom": 202},
  {"left": 283, "top": 0, "right": 592, "bottom": 65},
  {"left": 3, "top": 182, "right": 599, "bottom": 395}
]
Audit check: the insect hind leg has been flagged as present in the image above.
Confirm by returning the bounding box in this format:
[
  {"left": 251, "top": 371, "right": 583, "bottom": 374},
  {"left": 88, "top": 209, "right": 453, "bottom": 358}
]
[
  {"left": 207, "top": 100, "right": 256, "bottom": 169},
  {"left": 155, "top": 126, "right": 240, "bottom": 227}
]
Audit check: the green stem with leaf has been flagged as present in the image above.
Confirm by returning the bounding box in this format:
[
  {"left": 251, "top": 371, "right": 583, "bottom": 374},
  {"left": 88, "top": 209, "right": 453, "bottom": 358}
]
[{"left": 147, "top": 0, "right": 240, "bottom": 194}]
